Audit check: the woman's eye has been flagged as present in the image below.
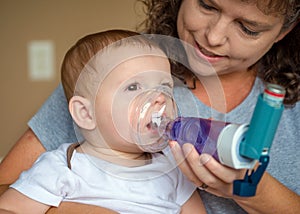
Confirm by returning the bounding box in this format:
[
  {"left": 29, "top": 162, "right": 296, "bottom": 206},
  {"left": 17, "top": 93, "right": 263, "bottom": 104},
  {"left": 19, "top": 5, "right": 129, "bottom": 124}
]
[
  {"left": 239, "top": 23, "right": 260, "bottom": 37},
  {"left": 126, "top": 83, "right": 141, "bottom": 91},
  {"left": 198, "top": 0, "right": 217, "bottom": 11}
]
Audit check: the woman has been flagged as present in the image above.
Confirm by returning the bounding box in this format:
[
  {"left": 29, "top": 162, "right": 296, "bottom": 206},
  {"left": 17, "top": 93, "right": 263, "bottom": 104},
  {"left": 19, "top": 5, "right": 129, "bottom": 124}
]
[
  {"left": 139, "top": 0, "right": 300, "bottom": 213},
  {"left": 0, "top": 0, "right": 299, "bottom": 213}
]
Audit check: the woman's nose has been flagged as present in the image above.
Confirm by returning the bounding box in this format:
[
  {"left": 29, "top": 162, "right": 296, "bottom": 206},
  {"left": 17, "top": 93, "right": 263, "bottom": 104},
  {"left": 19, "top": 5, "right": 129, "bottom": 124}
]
[{"left": 205, "top": 17, "right": 228, "bottom": 46}]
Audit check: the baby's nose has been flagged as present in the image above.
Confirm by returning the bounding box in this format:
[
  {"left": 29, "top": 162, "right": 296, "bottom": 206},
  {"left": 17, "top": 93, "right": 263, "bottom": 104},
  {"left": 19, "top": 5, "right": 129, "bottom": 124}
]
[{"left": 154, "top": 93, "right": 166, "bottom": 105}]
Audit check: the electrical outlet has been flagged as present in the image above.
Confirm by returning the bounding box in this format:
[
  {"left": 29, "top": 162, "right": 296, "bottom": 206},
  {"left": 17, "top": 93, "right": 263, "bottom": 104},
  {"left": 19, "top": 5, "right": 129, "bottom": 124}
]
[{"left": 28, "top": 40, "right": 55, "bottom": 81}]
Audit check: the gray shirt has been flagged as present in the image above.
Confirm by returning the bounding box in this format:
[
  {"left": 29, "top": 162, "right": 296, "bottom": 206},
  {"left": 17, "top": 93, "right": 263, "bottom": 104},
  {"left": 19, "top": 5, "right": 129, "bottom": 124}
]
[{"left": 29, "top": 78, "right": 300, "bottom": 213}]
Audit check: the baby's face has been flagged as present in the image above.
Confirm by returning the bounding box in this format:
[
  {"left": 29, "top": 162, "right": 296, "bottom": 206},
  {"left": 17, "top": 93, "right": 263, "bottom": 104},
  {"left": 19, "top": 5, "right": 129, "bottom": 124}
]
[{"left": 94, "top": 52, "right": 173, "bottom": 153}]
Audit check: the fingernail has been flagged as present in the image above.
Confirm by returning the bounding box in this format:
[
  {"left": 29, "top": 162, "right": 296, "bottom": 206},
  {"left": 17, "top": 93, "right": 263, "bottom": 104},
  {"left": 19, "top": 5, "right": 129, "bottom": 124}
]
[
  {"left": 200, "top": 153, "right": 211, "bottom": 165},
  {"left": 169, "top": 141, "right": 181, "bottom": 153},
  {"left": 169, "top": 141, "right": 177, "bottom": 149},
  {"left": 182, "top": 144, "right": 192, "bottom": 155}
]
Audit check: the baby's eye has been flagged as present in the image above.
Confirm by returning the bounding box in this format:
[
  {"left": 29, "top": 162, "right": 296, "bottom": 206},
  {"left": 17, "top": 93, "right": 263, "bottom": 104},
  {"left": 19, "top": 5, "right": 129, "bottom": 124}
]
[{"left": 126, "top": 82, "right": 141, "bottom": 91}]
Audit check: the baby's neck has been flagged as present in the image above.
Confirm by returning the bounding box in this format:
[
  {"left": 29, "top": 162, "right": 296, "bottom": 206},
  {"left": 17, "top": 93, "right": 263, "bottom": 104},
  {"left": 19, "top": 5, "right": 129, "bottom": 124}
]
[{"left": 76, "top": 142, "right": 152, "bottom": 167}]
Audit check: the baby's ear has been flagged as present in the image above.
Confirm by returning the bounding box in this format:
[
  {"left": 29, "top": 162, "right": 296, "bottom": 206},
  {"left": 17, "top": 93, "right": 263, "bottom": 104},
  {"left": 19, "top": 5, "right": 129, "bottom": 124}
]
[{"left": 69, "top": 96, "right": 96, "bottom": 130}]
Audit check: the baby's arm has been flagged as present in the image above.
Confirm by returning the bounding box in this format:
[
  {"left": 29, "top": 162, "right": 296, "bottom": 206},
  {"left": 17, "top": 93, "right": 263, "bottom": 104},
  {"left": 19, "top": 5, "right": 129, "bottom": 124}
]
[
  {"left": 0, "top": 188, "right": 50, "bottom": 214},
  {"left": 181, "top": 191, "right": 207, "bottom": 214}
]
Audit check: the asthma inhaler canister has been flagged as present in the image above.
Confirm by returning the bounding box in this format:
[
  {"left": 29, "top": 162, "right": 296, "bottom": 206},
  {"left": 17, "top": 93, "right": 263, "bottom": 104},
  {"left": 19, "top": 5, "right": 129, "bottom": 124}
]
[
  {"left": 233, "top": 84, "right": 285, "bottom": 196},
  {"left": 239, "top": 84, "right": 285, "bottom": 159}
]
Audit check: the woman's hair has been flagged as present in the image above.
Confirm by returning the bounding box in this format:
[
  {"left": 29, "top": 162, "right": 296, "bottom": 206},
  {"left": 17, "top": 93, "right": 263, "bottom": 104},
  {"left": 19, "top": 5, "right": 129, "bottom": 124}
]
[
  {"left": 138, "top": 0, "right": 300, "bottom": 105},
  {"left": 258, "top": 23, "right": 299, "bottom": 106},
  {"left": 61, "top": 29, "right": 160, "bottom": 102}
]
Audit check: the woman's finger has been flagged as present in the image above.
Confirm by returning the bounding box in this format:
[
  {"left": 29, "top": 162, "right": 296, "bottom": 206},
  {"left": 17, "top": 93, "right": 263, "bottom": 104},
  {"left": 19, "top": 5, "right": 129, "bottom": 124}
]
[
  {"left": 181, "top": 144, "right": 237, "bottom": 197},
  {"left": 199, "top": 153, "right": 246, "bottom": 183},
  {"left": 182, "top": 142, "right": 245, "bottom": 183},
  {"left": 169, "top": 141, "right": 202, "bottom": 185},
  {"left": 181, "top": 143, "right": 220, "bottom": 186}
]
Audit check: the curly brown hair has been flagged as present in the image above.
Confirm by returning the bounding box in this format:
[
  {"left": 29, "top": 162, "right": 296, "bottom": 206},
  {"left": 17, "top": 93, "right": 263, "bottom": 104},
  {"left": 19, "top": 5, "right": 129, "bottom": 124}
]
[{"left": 137, "top": 0, "right": 300, "bottom": 105}]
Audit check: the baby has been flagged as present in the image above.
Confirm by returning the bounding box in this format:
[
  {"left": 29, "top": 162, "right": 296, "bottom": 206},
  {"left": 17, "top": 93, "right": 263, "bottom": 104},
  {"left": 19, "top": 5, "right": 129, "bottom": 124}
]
[{"left": 0, "top": 30, "right": 206, "bottom": 214}]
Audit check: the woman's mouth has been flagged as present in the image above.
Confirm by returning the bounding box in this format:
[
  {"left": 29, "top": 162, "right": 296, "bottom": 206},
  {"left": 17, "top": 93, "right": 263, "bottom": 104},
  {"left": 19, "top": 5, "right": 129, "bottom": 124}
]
[{"left": 194, "top": 42, "right": 224, "bottom": 63}]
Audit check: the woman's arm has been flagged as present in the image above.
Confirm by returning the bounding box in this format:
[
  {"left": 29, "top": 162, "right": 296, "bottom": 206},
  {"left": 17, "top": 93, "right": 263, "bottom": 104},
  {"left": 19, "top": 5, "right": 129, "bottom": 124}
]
[
  {"left": 0, "top": 128, "right": 46, "bottom": 185},
  {"left": 170, "top": 141, "right": 300, "bottom": 214},
  {"left": 235, "top": 172, "right": 300, "bottom": 214},
  {"left": 46, "top": 202, "right": 118, "bottom": 214},
  {"left": 181, "top": 191, "right": 207, "bottom": 214},
  {"left": 0, "top": 185, "right": 8, "bottom": 196},
  {"left": 0, "top": 188, "right": 50, "bottom": 214}
]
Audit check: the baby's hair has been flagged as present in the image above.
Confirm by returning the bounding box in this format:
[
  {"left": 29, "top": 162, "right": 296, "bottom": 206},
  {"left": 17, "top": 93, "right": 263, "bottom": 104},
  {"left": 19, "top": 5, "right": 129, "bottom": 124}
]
[{"left": 61, "top": 29, "right": 161, "bottom": 102}]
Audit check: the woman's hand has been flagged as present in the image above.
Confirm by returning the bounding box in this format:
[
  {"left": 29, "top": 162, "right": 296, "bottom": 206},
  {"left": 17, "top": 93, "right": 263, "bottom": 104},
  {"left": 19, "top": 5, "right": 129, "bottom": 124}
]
[
  {"left": 169, "top": 141, "right": 245, "bottom": 198},
  {"left": 169, "top": 141, "right": 300, "bottom": 214}
]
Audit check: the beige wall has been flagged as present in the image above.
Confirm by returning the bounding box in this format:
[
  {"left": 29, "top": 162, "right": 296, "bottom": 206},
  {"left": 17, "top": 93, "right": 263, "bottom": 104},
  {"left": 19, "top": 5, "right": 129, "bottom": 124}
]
[{"left": 0, "top": 0, "right": 145, "bottom": 158}]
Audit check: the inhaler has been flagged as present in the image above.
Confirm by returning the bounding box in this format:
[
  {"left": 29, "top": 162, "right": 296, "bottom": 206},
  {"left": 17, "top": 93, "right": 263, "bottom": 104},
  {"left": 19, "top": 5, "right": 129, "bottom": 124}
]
[
  {"left": 132, "top": 83, "right": 285, "bottom": 196},
  {"left": 133, "top": 89, "right": 255, "bottom": 169}
]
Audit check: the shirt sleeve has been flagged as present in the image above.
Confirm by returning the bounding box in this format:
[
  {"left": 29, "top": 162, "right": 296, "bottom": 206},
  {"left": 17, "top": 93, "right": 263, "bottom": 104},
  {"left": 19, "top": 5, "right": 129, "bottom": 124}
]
[
  {"left": 10, "top": 147, "right": 77, "bottom": 207},
  {"left": 175, "top": 168, "right": 197, "bottom": 206},
  {"left": 162, "top": 147, "right": 197, "bottom": 206},
  {"left": 28, "top": 84, "right": 83, "bottom": 151}
]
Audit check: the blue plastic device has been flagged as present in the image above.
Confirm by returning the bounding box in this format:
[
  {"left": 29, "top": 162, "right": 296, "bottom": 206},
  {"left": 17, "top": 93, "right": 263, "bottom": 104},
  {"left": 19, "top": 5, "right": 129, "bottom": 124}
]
[{"left": 233, "top": 85, "right": 285, "bottom": 196}]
